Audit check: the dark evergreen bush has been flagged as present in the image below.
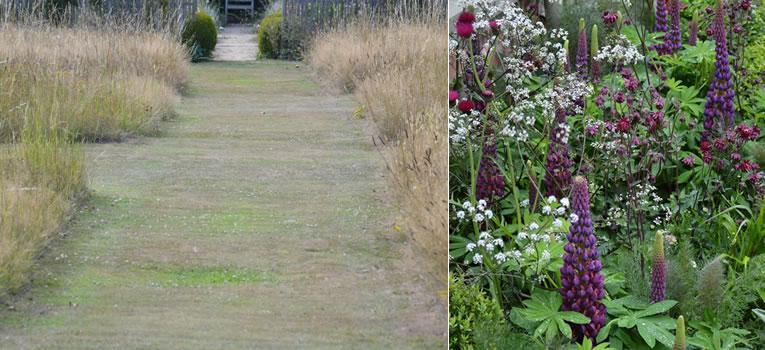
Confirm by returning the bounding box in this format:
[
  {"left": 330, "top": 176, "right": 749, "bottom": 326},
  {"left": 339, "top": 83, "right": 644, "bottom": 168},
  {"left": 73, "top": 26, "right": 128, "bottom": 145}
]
[
  {"left": 182, "top": 11, "right": 218, "bottom": 61},
  {"left": 257, "top": 10, "right": 282, "bottom": 58}
]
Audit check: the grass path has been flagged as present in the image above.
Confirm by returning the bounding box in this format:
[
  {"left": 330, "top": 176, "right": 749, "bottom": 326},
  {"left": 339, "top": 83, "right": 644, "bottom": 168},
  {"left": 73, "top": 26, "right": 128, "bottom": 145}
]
[{"left": 0, "top": 61, "right": 445, "bottom": 348}]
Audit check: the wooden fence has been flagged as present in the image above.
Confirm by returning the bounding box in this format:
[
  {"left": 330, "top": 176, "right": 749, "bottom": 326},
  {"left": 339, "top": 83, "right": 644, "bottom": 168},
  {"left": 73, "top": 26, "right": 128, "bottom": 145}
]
[
  {"left": 1, "top": 0, "right": 197, "bottom": 28},
  {"left": 279, "top": 0, "right": 439, "bottom": 58}
]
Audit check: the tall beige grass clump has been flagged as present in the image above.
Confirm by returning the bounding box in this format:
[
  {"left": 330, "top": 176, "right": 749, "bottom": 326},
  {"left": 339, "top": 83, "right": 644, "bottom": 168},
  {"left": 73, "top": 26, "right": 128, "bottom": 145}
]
[
  {"left": 309, "top": 14, "right": 447, "bottom": 288},
  {"left": 0, "top": 24, "right": 187, "bottom": 141}
]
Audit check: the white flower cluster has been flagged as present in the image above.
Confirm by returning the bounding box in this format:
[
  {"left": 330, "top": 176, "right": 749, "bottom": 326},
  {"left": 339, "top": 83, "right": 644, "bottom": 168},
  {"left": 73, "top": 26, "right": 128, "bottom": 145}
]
[
  {"left": 594, "top": 35, "right": 644, "bottom": 66},
  {"left": 609, "top": 183, "right": 673, "bottom": 229},
  {"left": 466, "top": 230, "right": 520, "bottom": 265},
  {"left": 455, "top": 199, "right": 495, "bottom": 223},
  {"left": 448, "top": 107, "right": 481, "bottom": 144}
]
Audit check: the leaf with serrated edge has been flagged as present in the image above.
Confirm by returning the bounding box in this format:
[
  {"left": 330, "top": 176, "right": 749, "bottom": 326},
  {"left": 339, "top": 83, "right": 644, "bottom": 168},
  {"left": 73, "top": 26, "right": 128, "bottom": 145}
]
[
  {"left": 555, "top": 317, "right": 572, "bottom": 339},
  {"left": 635, "top": 300, "right": 677, "bottom": 318},
  {"left": 560, "top": 311, "right": 590, "bottom": 324}
]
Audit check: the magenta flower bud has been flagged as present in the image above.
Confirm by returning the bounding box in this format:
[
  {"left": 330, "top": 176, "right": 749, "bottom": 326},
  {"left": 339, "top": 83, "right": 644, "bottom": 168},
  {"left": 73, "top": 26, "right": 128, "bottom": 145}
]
[
  {"left": 449, "top": 90, "right": 459, "bottom": 103},
  {"left": 543, "top": 108, "right": 573, "bottom": 198},
  {"left": 650, "top": 231, "right": 666, "bottom": 303},
  {"left": 560, "top": 177, "right": 606, "bottom": 341}
]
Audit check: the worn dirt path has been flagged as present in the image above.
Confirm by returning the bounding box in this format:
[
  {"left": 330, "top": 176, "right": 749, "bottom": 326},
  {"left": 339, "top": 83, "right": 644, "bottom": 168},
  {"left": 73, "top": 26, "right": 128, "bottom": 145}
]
[
  {"left": 215, "top": 24, "right": 259, "bottom": 61},
  {"left": 0, "top": 61, "right": 445, "bottom": 348}
]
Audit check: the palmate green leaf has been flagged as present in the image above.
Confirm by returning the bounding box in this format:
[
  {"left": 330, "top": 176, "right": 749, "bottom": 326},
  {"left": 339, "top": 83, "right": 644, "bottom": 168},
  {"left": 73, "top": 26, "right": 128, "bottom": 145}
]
[
  {"left": 556, "top": 317, "right": 573, "bottom": 339},
  {"left": 635, "top": 316, "right": 676, "bottom": 348},
  {"left": 598, "top": 298, "right": 677, "bottom": 346},
  {"left": 516, "top": 289, "right": 591, "bottom": 342},
  {"left": 634, "top": 300, "right": 677, "bottom": 318},
  {"left": 560, "top": 311, "right": 591, "bottom": 324}
]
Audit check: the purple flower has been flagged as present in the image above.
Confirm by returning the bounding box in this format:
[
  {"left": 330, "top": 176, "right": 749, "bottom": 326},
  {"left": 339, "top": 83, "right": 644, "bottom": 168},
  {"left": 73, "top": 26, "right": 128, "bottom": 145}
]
[
  {"left": 560, "top": 176, "right": 606, "bottom": 341},
  {"left": 682, "top": 156, "right": 695, "bottom": 166},
  {"left": 602, "top": 11, "right": 617, "bottom": 26},
  {"left": 544, "top": 108, "right": 573, "bottom": 199},
  {"left": 657, "top": 0, "right": 682, "bottom": 55},
  {"left": 476, "top": 136, "right": 505, "bottom": 204},
  {"left": 576, "top": 18, "right": 589, "bottom": 80},
  {"left": 704, "top": 0, "right": 736, "bottom": 136},
  {"left": 654, "top": 0, "right": 668, "bottom": 33},
  {"left": 689, "top": 20, "right": 699, "bottom": 46},
  {"left": 651, "top": 231, "right": 666, "bottom": 303}
]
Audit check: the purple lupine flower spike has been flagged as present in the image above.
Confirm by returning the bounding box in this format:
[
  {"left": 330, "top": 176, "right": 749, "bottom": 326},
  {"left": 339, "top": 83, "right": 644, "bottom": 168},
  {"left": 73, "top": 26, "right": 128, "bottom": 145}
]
[
  {"left": 560, "top": 176, "right": 606, "bottom": 341},
  {"left": 476, "top": 127, "right": 505, "bottom": 204},
  {"left": 654, "top": 0, "right": 668, "bottom": 33},
  {"left": 576, "top": 18, "right": 588, "bottom": 80},
  {"left": 543, "top": 108, "right": 573, "bottom": 199},
  {"left": 650, "top": 231, "right": 666, "bottom": 303},
  {"left": 703, "top": 0, "right": 736, "bottom": 135},
  {"left": 656, "top": 0, "right": 681, "bottom": 55},
  {"left": 666, "top": 0, "right": 682, "bottom": 52},
  {"left": 689, "top": 20, "right": 699, "bottom": 46}
]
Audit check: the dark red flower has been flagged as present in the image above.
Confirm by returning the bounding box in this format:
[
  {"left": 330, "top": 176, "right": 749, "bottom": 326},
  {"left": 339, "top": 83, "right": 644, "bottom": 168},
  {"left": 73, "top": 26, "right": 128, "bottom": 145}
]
[
  {"left": 458, "top": 11, "right": 476, "bottom": 23},
  {"left": 616, "top": 117, "right": 631, "bottom": 132},
  {"left": 700, "top": 140, "right": 712, "bottom": 152},
  {"left": 457, "top": 99, "right": 474, "bottom": 113},
  {"left": 456, "top": 21, "right": 474, "bottom": 38}
]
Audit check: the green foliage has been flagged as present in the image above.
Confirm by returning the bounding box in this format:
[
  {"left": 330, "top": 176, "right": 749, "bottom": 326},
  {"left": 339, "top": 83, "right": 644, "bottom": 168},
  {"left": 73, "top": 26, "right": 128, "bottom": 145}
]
[
  {"left": 666, "top": 239, "right": 698, "bottom": 319},
  {"left": 597, "top": 297, "right": 678, "bottom": 348},
  {"left": 449, "top": 274, "right": 535, "bottom": 350},
  {"left": 696, "top": 256, "right": 725, "bottom": 318},
  {"left": 182, "top": 11, "right": 218, "bottom": 61},
  {"left": 573, "top": 338, "right": 615, "bottom": 350},
  {"left": 687, "top": 321, "right": 751, "bottom": 350},
  {"left": 728, "top": 200, "right": 765, "bottom": 266},
  {"left": 513, "top": 289, "right": 591, "bottom": 343},
  {"left": 662, "top": 40, "right": 715, "bottom": 88},
  {"left": 258, "top": 10, "right": 282, "bottom": 59}
]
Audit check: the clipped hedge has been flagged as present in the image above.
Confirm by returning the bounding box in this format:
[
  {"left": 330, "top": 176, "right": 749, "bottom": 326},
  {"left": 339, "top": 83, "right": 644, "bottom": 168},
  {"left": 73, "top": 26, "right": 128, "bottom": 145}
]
[
  {"left": 182, "top": 11, "right": 218, "bottom": 61},
  {"left": 258, "top": 10, "right": 282, "bottom": 58}
]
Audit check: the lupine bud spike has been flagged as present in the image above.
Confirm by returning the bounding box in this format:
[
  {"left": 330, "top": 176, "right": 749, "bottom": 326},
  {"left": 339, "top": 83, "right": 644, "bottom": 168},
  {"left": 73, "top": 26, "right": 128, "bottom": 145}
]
[
  {"left": 543, "top": 108, "right": 573, "bottom": 198},
  {"left": 576, "top": 18, "right": 588, "bottom": 79},
  {"left": 563, "top": 39, "right": 571, "bottom": 72},
  {"left": 559, "top": 177, "right": 606, "bottom": 341},
  {"left": 650, "top": 231, "right": 666, "bottom": 302},
  {"left": 590, "top": 25, "right": 600, "bottom": 83},
  {"left": 673, "top": 316, "right": 686, "bottom": 350}
]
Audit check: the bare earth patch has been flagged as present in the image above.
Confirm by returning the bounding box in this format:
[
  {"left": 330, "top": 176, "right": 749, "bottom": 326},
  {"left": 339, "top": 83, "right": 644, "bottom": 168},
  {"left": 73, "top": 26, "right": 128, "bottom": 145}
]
[{"left": 0, "top": 61, "right": 445, "bottom": 349}]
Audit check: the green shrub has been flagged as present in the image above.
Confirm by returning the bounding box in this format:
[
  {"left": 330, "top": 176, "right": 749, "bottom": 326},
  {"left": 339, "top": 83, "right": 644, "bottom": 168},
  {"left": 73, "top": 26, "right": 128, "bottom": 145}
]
[
  {"left": 449, "top": 274, "right": 539, "bottom": 350},
  {"left": 182, "top": 11, "right": 218, "bottom": 61},
  {"left": 258, "top": 10, "right": 282, "bottom": 58}
]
